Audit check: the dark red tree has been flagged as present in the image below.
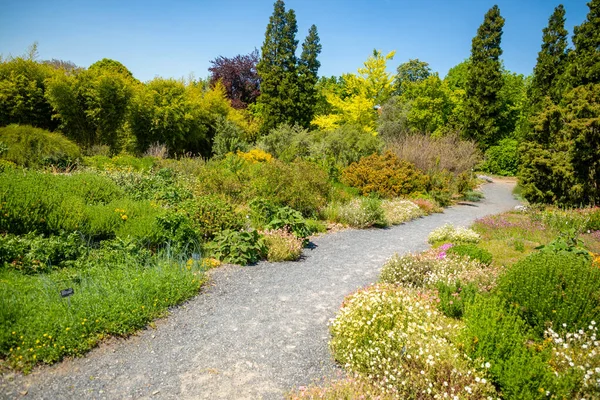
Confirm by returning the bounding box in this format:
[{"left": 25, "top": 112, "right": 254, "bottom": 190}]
[{"left": 208, "top": 49, "right": 260, "bottom": 109}]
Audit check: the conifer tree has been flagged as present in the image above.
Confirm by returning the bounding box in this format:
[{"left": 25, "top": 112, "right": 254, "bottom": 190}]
[
  {"left": 462, "top": 5, "right": 505, "bottom": 149},
  {"left": 296, "top": 24, "right": 322, "bottom": 128},
  {"left": 569, "top": 0, "right": 600, "bottom": 87},
  {"left": 256, "top": 0, "right": 299, "bottom": 134},
  {"left": 529, "top": 5, "right": 569, "bottom": 105}
]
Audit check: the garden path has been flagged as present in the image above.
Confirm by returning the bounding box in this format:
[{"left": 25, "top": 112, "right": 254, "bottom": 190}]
[{"left": 1, "top": 180, "right": 520, "bottom": 400}]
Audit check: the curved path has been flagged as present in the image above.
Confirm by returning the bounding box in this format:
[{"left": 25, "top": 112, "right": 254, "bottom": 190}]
[{"left": 1, "top": 181, "right": 519, "bottom": 400}]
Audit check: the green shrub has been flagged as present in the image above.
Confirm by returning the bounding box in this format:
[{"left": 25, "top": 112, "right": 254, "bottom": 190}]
[
  {"left": 182, "top": 195, "right": 244, "bottom": 241},
  {"left": 205, "top": 229, "right": 266, "bottom": 266},
  {"left": 83, "top": 154, "right": 156, "bottom": 171},
  {"left": 262, "top": 229, "right": 303, "bottom": 262},
  {"left": 342, "top": 151, "right": 428, "bottom": 198},
  {"left": 0, "top": 125, "right": 81, "bottom": 168},
  {"left": 0, "top": 232, "right": 87, "bottom": 274},
  {"left": 211, "top": 116, "right": 249, "bottom": 157},
  {"left": 325, "top": 197, "right": 386, "bottom": 229},
  {"left": 330, "top": 285, "right": 497, "bottom": 398},
  {"left": 497, "top": 251, "right": 600, "bottom": 337},
  {"left": 447, "top": 244, "right": 492, "bottom": 265},
  {"left": 435, "top": 280, "right": 478, "bottom": 319},
  {"left": 461, "top": 295, "right": 571, "bottom": 399},
  {"left": 248, "top": 198, "right": 312, "bottom": 241},
  {"left": 480, "top": 138, "right": 520, "bottom": 176}
]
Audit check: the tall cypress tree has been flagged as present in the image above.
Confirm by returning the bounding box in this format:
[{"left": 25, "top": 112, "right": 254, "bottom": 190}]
[
  {"left": 257, "top": 0, "right": 299, "bottom": 134},
  {"left": 529, "top": 5, "right": 569, "bottom": 105},
  {"left": 462, "top": 5, "right": 505, "bottom": 149},
  {"left": 570, "top": 0, "right": 600, "bottom": 87},
  {"left": 297, "top": 24, "right": 322, "bottom": 128}
]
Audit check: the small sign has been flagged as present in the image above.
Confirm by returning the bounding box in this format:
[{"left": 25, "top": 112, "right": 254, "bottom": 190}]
[
  {"left": 192, "top": 253, "right": 201, "bottom": 261},
  {"left": 60, "top": 288, "right": 74, "bottom": 298}
]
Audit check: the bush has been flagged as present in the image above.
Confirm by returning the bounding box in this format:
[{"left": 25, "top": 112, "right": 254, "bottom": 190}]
[
  {"left": 182, "top": 195, "right": 244, "bottom": 241},
  {"left": 0, "top": 125, "right": 81, "bottom": 168},
  {"left": 325, "top": 197, "right": 386, "bottom": 229},
  {"left": 447, "top": 244, "right": 493, "bottom": 265},
  {"left": 329, "top": 285, "right": 496, "bottom": 398},
  {"left": 211, "top": 116, "right": 249, "bottom": 157},
  {"left": 83, "top": 154, "right": 156, "bottom": 171},
  {"left": 480, "top": 138, "right": 520, "bottom": 176},
  {"left": 410, "top": 197, "right": 443, "bottom": 214},
  {"left": 435, "top": 280, "right": 479, "bottom": 319},
  {"left": 205, "top": 229, "right": 266, "bottom": 266},
  {"left": 248, "top": 198, "right": 312, "bottom": 241},
  {"left": 497, "top": 251, "right": 600, "bottom": 337},
  {"left": 262, "top": 229, "right": 303, "bottom": 262},
  {"left": 342, "top": 151, "right": 428, "bottom": 198},
  {"left": 428, "top": 224, "right": 480, "bottom": 244},
  {"left": 461, "top": 295, "right": 562, "bottom": 399},
  {"left": 380, "top": 198, "right": 424, "bottom": 225}
]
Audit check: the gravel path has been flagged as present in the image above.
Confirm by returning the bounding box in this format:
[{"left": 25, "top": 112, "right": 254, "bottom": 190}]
[{"left": 1, "top": 181, "right": 519, "bottom": 400}]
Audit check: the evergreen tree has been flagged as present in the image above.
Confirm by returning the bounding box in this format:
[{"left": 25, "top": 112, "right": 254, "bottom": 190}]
[
  {"left": 569, "top": 0, "right": 600, "bottom": 87},
  {"left": 462, "top": 5, "right": 505, "bottom": 149},
  {"left": 394, "top": 59, "right": 431, "bottom": 95},
  {"left": 529, "top": 5, "right": 569, "bottom": 105},
  {"left": 256, "top": 0, "right": 299, "bottom": 134},
  {"left": 297, "top": 24, "right": 322, "bottom": 128}
]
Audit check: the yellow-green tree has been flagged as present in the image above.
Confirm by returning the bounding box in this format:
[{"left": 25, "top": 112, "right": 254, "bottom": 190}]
[{"left": 312, "top": 50, "right": 395, "bottom": 134}]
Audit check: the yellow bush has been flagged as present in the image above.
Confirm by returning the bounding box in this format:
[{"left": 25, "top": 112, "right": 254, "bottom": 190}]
[{"left": 236, "top": 149, "right": 273, "bottom": 163}]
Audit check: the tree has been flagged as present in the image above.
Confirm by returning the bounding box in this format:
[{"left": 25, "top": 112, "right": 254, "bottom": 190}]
[
  {"left": 296, "top": 24, "right": 322, "bottom": 128},
  {"left": 463, "top": 5, "right": 505, "bottom": 149},
  {"left": 208, "top": 50, "right": 260, "bottom": 109},
  {"left": 89, "top": 58, "right": 136, "bottom": 81},
  {"left": 444, "top": 60, "right": 470, "bottom": 91},
  {"left": 312, "top": 50, "right": 395, "bottom": 134},
  {"left": 256, "top": 0, "right": 299, "bottom": 133},
  {"left": 45, "top": 65, "right": 134, "bottom": 151},
  {"left": 529, "top": 4, "right": 569, "bottom": 105},
  {"left": 394, "top": 59, "right": 431, "bottom": 95},
  {"left": 569, "top": 0, "right": 600, "bottom": 87}
]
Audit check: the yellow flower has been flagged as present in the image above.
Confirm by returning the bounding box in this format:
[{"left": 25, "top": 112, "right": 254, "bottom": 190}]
[{"left": 121, "top": 215, "right": 128, "bottom": 221}]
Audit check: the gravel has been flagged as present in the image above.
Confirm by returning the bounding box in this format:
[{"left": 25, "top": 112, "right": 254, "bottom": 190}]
[{"left": 0, "top": 181, "right": 520, "bottom": 400}]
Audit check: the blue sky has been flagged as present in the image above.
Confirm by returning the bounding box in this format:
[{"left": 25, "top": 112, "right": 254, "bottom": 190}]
[{"left": 0, "top": 0, "right": 591, "bottom": 82}]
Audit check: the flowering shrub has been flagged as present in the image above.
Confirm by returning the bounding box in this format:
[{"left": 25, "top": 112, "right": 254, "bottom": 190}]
[
  {"left": 341, "top": 151, "right": 428, "bottom": 198},
  {"left": 379, "top": 252, "right": 496, "bottom": 290},
  {"left": 411, "top": 197, "right": 443, "bottom": 214},
  {"left": 381, "top": 198, "right": 424, "bottom": 225},
  {"left": 329, "top": 285, "right": 497, "bottom": 398},
  {"left": 181, "top": 195, "right": 244, "bottom": 241},
  {"left": 236, "top": 148, "right": 273, "bottom": 163},
  {"left": 428, "top": 224, "right": 480, "bottom": 244},
  {"left": 325, "top": 197, "right": 387, "bottom": 229},
  {"left": 447, "top": 244, "right": 493, "bottom": 265},
  {"left": 262, "top": 229, "right": 303, "bottom": 262},
  {"left": 546, "top": 323, "right": 600, "bottom": 398}
]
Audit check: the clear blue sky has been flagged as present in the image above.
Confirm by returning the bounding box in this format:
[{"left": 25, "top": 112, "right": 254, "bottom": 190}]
[{"left": 0, "top": 0, "right": 591, "bottom": 82}]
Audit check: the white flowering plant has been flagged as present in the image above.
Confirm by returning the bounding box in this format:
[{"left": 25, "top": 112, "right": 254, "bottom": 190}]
[
  {"left": 329, "top": 284, "right": 497, "bottom": 398},
  {"left": 428, "top": 224, "right": 481, "bottom": 244},
  {"left": 381, "top": 198, "right": 424, "bottom": 225}
]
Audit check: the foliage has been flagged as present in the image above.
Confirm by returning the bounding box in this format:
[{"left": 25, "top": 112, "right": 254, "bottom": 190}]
[
  {"left": 182, "top": 195, "right": 244, "bottom": 241},
  {"left": 256, "top": 0, "right": 300, "bottom": 133},
  {"left": 480, "top": 137, "right": 519, "bottom": 176},
  {"left": 394, "top": 58, "right": 431, "bottom": 95},
  {"left": 262, "top": 228, "right": 303, "bottom": 262},
  {"left": 312, "top": 50, "right": 395, "bottom": 134},
  {"left": 296, "top": 24, "right": 322, "bottom": 128},
  {"left": 0, "top": 232, "right": 87, "bottom": 274},
  {"left": 329, "top": 285, "right": 497, "bottom": 398},
  {"left": 249, "top": 198, "right": 312, "bottom": 240},
  {"left": 463, "top": 5, "right": 505, "bottom": 149},
  {"left": 341, "top": 152, "right": 427, "bottom": 198},
  {"left": 447, "top": 243, "right": 492, "bottom": 265},
  {"left": 380, "top": 198, "right": 423, "bottom": 225},
  {"left": 529, "top": 5, "right": 568, "bottom": 105},
  {"left": 520, "top": 84, "right": 600, "bottom": 206},
  {"left": 0, "top": 124, "right": 81, "bottom": 168},
  {"left": 428, "top": 224, "right": 480, "bottom": 244},
  {"left": 497, "top": 251, "right": 600, "bottom": 337},
  {"left": 83, "top": 154, "right": 156, "bottom": 172},
  {"left": 205, "top": 229, "right": 266, "bottom": 266},
  {"left": 0, "top": 54, "right": 57, "bottom": 131},
  {"left": 0, "top": 249, "right": 204, "bottom": 373},
  {"left": 44, "top": 64, "right": 134, "bottom": 151},
  {"left": 235, "top": 148, "right": 273, "bottom": 163},
  {"left": 435, "top": 280, "right": 479, "bottom": 319},
  {"left": 324, "top": 197, "right": 386, "bottom": 229},
  {"left": 461, "top": 295, "right": 562, "bottom": 399},
  {"left": 208, "top": 50, "right": 260, "bottom": 109},
  {"left": 211, "top": 116, "right": 249, "bottom": 157},
  {"left": 568, "top": 0, "right": 600, "bottom": 87}
]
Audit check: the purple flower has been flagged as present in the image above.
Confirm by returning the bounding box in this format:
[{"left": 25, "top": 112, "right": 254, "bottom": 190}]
[
  {"left": 439, "top": 243, "right": 454, "bottom": 251},
  {"left": 438, "top": 251, "right": 447, "bottom": 259}
]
